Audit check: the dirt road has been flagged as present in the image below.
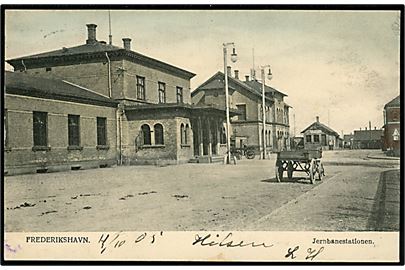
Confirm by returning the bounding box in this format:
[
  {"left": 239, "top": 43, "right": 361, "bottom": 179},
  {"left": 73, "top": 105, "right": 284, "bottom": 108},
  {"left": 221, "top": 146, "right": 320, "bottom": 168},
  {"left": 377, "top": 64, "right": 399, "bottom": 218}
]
[{"left": 4, "top": 149, "right": 400, "bottom": 232}]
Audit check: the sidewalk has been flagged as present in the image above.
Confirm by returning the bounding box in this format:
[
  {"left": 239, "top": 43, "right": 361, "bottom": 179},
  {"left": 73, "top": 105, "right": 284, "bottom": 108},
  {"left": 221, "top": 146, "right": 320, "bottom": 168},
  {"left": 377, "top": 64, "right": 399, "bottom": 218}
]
[{"left": 367, "top": 153, "right": 400, "bottom": 161}]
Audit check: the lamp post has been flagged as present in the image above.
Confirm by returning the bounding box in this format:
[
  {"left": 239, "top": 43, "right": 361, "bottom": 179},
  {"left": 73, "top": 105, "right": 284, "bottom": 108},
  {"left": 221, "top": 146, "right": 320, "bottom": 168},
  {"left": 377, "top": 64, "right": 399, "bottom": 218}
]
[
  {"left": 260, "top": 65, "right": 272, "bottom": 159},
  {"left": 223, "top": 42, "right": 238, "bottom": 164}
]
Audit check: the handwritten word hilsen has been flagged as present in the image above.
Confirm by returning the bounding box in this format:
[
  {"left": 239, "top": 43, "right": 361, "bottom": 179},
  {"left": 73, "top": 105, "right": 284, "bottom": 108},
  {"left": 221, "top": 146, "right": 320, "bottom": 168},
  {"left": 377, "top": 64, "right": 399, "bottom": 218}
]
[
  {"left": 192, "top": 233, "right": 274, "bottom": 248},
  {"left": 98, "top": 232, "right": 164, "bottom": 254}
]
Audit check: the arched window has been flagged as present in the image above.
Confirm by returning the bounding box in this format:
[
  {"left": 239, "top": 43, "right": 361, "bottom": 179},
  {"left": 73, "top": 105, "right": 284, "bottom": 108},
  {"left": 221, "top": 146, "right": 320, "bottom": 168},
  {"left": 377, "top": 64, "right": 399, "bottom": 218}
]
[
  {"left": 180, "top": 123, "right": 185, "bottom": 144},
  {"left": 154, "top": 123, "right": 164, "bottom": 145},
  {"left": 185, "top": 124, "right": 189, "bottom": 145},
  {"left": 141, "top": 124, "right": 151, "bottom": 145}
]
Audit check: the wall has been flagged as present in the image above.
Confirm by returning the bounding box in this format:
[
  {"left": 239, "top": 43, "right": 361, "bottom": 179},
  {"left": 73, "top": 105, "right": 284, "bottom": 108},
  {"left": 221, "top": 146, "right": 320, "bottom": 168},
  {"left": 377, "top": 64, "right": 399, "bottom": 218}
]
[
  {"left": 122, "top": 60, "right": 191, "bottom": 105},
  {"left": 4, "top": 94, "right": 117, "bottom": 175},
  {"left": 121, "top": 110, "right": 193, "bottom": 165},
  {"left": 303, "top": 129, "right": 337, "bottom": 150},
  {"left": 25, "top": 60, "right": 124, "bottom": 99},
  {"left": 384, "top": 106, "right": 400, "bottom": 156}
]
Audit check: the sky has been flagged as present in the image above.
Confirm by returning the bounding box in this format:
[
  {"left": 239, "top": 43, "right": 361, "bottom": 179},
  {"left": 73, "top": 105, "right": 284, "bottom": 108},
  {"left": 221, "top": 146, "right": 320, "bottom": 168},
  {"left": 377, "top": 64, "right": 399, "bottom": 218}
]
[{"left": 4, "top": 9, "right": 401, "bottom": 135}]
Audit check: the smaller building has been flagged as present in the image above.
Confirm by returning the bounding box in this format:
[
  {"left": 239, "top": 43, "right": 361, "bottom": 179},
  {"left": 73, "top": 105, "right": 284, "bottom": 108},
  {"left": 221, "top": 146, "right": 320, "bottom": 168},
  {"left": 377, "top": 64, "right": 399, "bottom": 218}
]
[
  {"left": 301, "top": 116, "right": 340, "bottom": 150},
  {"left": 343, "top": 134, "right": 354, "bottom": 149},
  {"left": 382, "top": 95, "right": 400, "bottom": 157},
  {"left": 352, "top": 128, "right": 383, "bottom": 149}
]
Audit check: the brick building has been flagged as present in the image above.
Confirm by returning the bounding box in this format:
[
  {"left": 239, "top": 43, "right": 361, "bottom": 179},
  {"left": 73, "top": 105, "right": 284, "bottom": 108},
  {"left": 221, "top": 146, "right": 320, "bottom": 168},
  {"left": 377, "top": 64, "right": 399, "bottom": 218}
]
[
  {"left": 352, "top": 128, "right": 383, "bottom": 149},
  {"left": 5, "top": 24, "right": 233, "bottom": 174},
  {"left": 301, "top": 116, "right": 340, "bottom": 150},
  {"left": 382, "top": 95, "right": 400, "bottom": 156},
  {"left": 192, "top": 68, "right": 290, "bottom": 154},
  {"left": 4, "top": 71, "right": 118, "bottom": 175}
]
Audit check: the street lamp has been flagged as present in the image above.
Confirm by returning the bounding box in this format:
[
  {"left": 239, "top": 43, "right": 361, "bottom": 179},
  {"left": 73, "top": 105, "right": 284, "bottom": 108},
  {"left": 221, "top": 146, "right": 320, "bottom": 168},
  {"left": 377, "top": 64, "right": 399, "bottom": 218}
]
[
  {"left": 260, "top": 65, "right": 272, "bottom": 159},
  {"left": 223, "top": 42, "right": 237, "bottom": 164}
]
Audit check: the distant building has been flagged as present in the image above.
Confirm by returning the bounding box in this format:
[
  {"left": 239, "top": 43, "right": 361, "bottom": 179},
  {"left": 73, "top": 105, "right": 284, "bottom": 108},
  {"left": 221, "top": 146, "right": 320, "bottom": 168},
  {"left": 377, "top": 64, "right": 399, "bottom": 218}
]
[
  {"left": 343, "top": 134, "right": 354, "bottom": 149},
  {"left": 192, "top": 68, "right": 290, "bottom": 154},
  {"left": 301, "top": 116, "right": 340, "bottom": 150},
  {"left": 352, "top": 128, "right": 383, "bottom": 149},
  {"left": 382, "top": 95, "right": 400, "bottom": 157}
]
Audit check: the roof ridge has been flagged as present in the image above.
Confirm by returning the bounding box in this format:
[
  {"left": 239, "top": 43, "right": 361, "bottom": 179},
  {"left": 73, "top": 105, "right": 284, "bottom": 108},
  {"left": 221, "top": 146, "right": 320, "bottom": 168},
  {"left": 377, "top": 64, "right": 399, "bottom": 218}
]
[{"left": 62, "top": 80, "right": 111, "bottom": 99}]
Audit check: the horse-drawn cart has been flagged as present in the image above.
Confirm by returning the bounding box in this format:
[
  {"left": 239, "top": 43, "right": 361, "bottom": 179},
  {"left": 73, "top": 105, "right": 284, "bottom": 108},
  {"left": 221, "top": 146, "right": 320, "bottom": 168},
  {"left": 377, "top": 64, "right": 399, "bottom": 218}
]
[{"left": 275, "top": 149, "right": 324, "bottom": 184}]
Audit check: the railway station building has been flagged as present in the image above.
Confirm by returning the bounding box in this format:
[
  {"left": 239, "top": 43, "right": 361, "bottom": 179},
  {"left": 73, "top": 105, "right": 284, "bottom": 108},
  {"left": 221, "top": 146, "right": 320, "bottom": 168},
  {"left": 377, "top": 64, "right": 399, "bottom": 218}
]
[
  {"left": 191, "top": 68, "right": 291, "bottom": 154},
  {"left": 4, "top": 24, "right": 234, "bottom": 175}
]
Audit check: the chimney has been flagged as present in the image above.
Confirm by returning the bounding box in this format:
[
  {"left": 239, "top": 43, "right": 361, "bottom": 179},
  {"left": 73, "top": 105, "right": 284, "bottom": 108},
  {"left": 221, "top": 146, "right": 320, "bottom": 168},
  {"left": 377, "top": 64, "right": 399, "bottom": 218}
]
[
  {"left": 234, "top": 70, "right": 239, "bottom": 80},
  {"left": 245, "top": 75, "right": 250, "bottom": 82},
  {"left": 369, "top": 121, "right": 371, "bottom": 131},
  {"left": 122, "top": 38, "right": 132, "bottom": 50},
  {"left": 316, "top": 116, "right": 319, "bottom": 123},
  {"left": 226, "top": 66, "right": 231, "bottom": 76},
  {"left": 86, "top": 24, "right": 97, "bottom": 44}
]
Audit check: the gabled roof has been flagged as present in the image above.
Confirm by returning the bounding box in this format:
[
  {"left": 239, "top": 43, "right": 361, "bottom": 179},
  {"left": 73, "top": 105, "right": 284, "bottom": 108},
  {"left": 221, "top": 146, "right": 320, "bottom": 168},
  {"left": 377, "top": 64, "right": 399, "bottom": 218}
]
[
  {"left": 5, "top": 71, "right": 118, "bottom": 107},
  {"left": 384, "top": 95, "right": 400, "bottom": 108},
  {"left": 192, "top": 71, "right": 274, "bottom": 102},
  {"left": 353, "top": 130, "right": 383, "bottom": 141},
  {"left": 7, "top": 41, "right": 195, "bottom": 80},
  {"left": 301, "top": 121, "right": 340, "bottom": 137},
  {"left": 244, "top": 79, "right": 287, "bottom": 97}
]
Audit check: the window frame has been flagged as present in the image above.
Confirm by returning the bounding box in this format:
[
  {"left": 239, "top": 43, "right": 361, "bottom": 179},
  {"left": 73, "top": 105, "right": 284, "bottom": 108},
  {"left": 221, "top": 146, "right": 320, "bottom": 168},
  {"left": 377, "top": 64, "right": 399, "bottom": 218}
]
[
  {"left": 176, "top": 86, "right": 183, "bottom": 104},
  {"left": 154, "top": 123, "right": 164, "bottom": 145},
  {"left": 158, "top": 82, "right": 166, "bottom": 104},
  {"left": 68, "top": 114, "right": 81, "bottom": 148},
  {"left": 236, "top": 104, "right": 247, "bottom": 121},
  {"left": 306, "top": 135, "right": 312, "bottom": 143},
  {"left": 33, "top": 111, "right": 49, "bottom": 151},
  {"left": 96, "top": 117, "right": 108, "bottom": 148},
  {"left": 141, "top": 124, "right": 151, "bottom": 145},
  {"left": 136, "top": 76, "right": 146, "bottom": 100},
  {"left": 313, "top": 134, "right": 320, "bottom": 143}
]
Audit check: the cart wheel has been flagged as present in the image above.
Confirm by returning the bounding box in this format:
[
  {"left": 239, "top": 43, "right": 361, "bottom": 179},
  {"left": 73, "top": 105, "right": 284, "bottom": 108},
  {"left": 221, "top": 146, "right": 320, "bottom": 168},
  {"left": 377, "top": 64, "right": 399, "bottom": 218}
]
[
  {"left": 309, "top": 159, "right": 315, "bottom": 184},
  {"left": 287, "top": 161, "right": 293, "bottom": 180},
  {"left": 317, "top": 160, "right": 324, "bottom": 181},
  {"left": 275, "top": 160, "right": 283, "bottom": 182}
]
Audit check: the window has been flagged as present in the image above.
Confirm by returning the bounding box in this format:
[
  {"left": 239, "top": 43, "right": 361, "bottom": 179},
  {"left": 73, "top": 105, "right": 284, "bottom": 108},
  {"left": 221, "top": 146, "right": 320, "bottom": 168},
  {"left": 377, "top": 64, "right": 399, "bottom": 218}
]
[
  {"left": 236, "top": 104, "right": 246, "bottom": 121},
  {"left": 182, "top": 124, "right": 189, "bottom": 144},
  {"left": 158, "top": 82, "right": 166, "bottom": 103},
  {"left": 97, "top": 117, "right": 107, "bottom": 146},
  {"left": 154, "top": 123, "right": 164, "bottom": 145},
  {"left": 220, "top": 127, "right": 227, "bottom": 144},
  {"left": 180, "top": 124, "right": 185, "bottom": 144},
  {"left": 46, "top": 67, "right": 52, "bottom": 72},
  {"left": 68, "top": 115, "right": 80, "bottom": 147},
  {"left": 176, "top": 87, "right": 183, "bottom": 104},
  {"left": 33, "top": 111, "right": 48, "bottom": 147},
  {"left": 306, "top": 135, "right": 312, "bottom": 143},
  {"left": 313, "top": 134, "right": 320, "bottom": 143},
  {"left": 141, "top": 124, "right": 151, "bottom": 145},
  {"left": 136, "top": 76, "right": 145, "bottom": 100}
]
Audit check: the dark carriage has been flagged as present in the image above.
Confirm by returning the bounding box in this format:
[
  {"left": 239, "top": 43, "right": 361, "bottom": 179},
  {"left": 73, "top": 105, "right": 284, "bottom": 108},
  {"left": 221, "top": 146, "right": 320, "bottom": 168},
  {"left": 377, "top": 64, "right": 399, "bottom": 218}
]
[{"left": 275, "top": 148, "right": 324, "bottom": 184}]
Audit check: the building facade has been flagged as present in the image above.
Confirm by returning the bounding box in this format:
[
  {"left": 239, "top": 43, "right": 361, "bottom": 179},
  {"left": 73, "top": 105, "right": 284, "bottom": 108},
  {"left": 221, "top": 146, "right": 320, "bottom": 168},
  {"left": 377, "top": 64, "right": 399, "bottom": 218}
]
[
  {"left": 192, "top": 68, "right": 290, "bottom": 155},
  {"left": 382, "top": 95, "right": 400, "bottom": 156},
  {"left": 4, "top": 71, "right": 118, "bottom": 175},
  {"left": 352, "top": 129, "right": 383, "bottom": 149},
  {"left": 5, "top": 24, "right": 232, "bottom": 174},
  {"left": 301, "top": 116, "right": 340, "bottom": 150}
]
